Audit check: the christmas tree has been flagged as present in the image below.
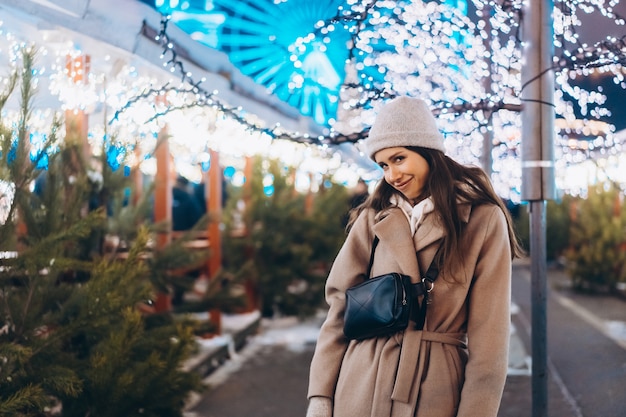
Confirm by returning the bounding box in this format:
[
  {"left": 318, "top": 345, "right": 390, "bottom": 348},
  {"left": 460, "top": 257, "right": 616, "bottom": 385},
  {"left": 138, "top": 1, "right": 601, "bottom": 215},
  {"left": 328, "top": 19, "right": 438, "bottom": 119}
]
[
  {"left": 0, "top": 47, "right": 203, "bottom": 417},
  {"left": 220, "top": 157, "right": 349, "bottom": 318},
  {"left": 566, "top": 185, "right": 626, "bottom": 291}
]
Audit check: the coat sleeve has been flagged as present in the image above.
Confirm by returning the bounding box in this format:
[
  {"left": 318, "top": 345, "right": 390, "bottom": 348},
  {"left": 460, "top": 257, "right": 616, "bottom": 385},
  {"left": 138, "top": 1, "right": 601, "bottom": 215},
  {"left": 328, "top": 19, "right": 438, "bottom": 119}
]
[
  {"left": 307, "top": 210, "right": 375, "bottom": 399},
  {"left": 457, "top": 206, "right": 512, "bottom": 417}
]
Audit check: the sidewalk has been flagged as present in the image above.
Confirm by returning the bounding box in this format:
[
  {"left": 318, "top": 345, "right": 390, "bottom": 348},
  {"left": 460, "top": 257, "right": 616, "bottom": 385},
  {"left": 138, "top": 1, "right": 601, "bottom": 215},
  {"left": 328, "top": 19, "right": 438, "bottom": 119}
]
[
  {"left": 503, "top": 258, "right": 626, "bottom": 417},
  {"left": 499, "top": 258, "right": 574, "bottom": 417},
  {"left": 183, "top": 311, "right": 262, "bottom": 378},
  {"left": 501, "top": 303, "right": 577, "bottom": 417}
]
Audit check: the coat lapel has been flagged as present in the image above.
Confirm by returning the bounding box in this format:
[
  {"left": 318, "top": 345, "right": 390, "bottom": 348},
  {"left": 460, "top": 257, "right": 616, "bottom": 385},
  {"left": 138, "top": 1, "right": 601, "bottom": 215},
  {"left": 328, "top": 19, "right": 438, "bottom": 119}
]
[
  {"left": 371, "top": 208, "right": 420, "bottom": 279},
  {"left": 413, "top": 215, "right": 445, "bottom": 252},
  {"left": 414, "top": 201, "right": 472, "bottom": 251},
  {"left": 371, "top": 202, "right": 473, "bottom": 279}
]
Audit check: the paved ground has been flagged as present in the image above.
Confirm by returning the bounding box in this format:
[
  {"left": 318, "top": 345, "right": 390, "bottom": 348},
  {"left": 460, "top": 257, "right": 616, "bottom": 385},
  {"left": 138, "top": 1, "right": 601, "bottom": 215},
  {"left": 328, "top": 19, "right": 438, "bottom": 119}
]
[
  {"left": 184, "top": 259, "right": 626, "bottom": 417},
  {"left": 186, "top": 316, "right": 319, "bottom": 417},
  {"left": 511, "top": 260, "right": 626, "bottom": 417}
]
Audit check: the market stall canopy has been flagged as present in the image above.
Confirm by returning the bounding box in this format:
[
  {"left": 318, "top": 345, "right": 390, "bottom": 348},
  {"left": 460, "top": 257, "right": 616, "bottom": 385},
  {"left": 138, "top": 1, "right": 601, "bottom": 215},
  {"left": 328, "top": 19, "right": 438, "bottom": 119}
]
[{"left": 0, "top": 0, "right": 323, "bottom": 135}]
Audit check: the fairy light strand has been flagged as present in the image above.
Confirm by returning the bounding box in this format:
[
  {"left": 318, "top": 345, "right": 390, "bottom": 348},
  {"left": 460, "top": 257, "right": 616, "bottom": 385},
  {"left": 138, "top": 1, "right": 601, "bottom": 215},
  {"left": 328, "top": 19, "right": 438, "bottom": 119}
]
[{"left": 117, "top": 1, "right": 626, "bottom": 154}]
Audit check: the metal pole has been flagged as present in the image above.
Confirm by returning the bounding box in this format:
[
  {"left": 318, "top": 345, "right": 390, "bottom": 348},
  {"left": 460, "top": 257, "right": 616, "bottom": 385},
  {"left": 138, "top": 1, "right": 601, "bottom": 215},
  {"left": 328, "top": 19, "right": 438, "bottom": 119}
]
[
  {"left": 529, "top": 200, "right": 548, "bottom": 416},
  {"left": 482, "top": 121, "right": 494, "bottom": 177},
  {"left": 520, "top": 0, "right": 556, "bottom": 415},
  {"left": 481, "top": 6, "right": 493, "bottom": 177}
]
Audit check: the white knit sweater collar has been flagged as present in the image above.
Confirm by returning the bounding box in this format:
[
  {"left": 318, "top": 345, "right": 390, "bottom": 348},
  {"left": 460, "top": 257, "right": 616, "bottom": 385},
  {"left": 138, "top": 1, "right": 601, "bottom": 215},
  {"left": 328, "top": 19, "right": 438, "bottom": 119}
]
[{"left": 390, "top": 194, "right": 434, "bottom": 236}]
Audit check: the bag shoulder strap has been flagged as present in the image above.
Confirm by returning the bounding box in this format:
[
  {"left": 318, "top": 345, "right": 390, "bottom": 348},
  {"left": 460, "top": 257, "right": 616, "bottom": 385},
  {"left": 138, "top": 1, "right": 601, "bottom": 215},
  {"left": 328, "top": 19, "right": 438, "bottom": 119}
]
[
  {"left": 415, "top": 245, "right": 443, "bottom": 330},
  {"left": 367, "top": 235, "right": 441, "bottom": 281},
  {"left": 365, "top": 236, "right": 380, "bottom": 278},
  {"left": 422, "top": 245, "right": 442, "bottom": 283}
]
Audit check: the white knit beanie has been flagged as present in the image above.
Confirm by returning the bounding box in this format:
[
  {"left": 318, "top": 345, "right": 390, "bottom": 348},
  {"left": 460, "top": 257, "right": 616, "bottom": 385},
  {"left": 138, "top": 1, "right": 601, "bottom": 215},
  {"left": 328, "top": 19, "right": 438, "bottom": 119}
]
[{"left": 364, "top": 96, "right": 446, "bottom": 160}]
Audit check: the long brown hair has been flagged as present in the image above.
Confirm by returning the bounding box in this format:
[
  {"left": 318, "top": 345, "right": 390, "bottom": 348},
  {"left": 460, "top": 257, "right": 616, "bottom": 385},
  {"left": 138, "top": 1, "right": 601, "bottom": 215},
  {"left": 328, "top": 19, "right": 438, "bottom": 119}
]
[{"left": 348, "top": 146, "right": 524, "bottom": 273}]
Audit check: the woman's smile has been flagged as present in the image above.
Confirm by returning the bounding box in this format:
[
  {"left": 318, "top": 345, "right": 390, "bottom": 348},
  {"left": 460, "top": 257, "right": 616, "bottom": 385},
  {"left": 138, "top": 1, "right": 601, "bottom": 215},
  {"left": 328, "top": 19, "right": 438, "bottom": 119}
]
[{"left": 394, "top": 178, "right": 412, "bottom": 191}]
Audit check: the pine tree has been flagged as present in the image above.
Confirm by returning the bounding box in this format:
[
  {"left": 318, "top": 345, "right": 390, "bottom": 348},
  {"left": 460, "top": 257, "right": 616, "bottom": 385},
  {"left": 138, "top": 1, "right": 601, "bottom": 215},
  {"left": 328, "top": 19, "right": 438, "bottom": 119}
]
[
  {"left": 545, "top": 196, "right": 573, "bottom": 262},
  {"left": 220, "top": 157, "right": 350, "bottom": 318},
  {"left": 565, "top": 185, "right": 626, "bottom": 291},
  {"left": 0, "top": 47, "right": 203, "bottom": 417}
]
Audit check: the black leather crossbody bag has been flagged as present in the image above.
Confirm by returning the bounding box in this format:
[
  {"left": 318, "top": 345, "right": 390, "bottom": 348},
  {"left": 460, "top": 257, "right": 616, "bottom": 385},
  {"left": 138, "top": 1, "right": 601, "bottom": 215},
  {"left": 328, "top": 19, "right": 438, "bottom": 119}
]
[{"left": 343, "top": 236, "right": 441, "bottom": 340}]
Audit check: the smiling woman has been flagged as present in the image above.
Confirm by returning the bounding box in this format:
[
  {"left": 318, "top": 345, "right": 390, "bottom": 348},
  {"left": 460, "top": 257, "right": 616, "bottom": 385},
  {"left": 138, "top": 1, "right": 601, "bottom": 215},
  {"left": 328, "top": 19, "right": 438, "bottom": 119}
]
[{"left": 307, "top": 96, "right": 525, "bottom": 417}]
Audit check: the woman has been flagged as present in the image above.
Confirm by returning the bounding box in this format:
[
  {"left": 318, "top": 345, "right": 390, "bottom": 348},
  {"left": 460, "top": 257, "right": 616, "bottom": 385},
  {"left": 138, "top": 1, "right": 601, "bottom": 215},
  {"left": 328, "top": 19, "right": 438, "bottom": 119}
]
[{"left": 306, "top": 96, "right": 523, "bottom": 417}]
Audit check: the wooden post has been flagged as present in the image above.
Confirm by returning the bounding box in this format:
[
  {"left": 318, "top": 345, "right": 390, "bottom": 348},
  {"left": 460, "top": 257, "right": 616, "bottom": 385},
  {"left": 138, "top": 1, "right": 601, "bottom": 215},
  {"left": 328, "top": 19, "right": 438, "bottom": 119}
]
[
  {"left": 63, "top": 54, "right": 92, "bottom": 220},
  {"left": 132, "top": 145, "right": 144, "bottom": 207},
  {"left": 64, "top": 54, "right": 91, "bottom": 161},
  {"left": 613, "top": 190, "right": 622, "bottom": 218},
  {"left": 153, "top": 122, "right": 172, "bottom": 313},
  {"left": 242, "top": 155, "right": 259, "bottom": 312},
  {"left": 16, "top": 131, "right": 31, "bottom": 252},
  {"left": 16, "top": 210, "right": 28, "bottom": 253},
  {"left": 207, "top": 149, "right": 222, "bottom": 333},
  {"left": 305, "top": 172, "right": 314, "bottom": 215},
  {"left": 207, "top": 149, "right": 222, "bottom": 278},
  {"left": 244, "top": 155, "right": 254, "bottom": 197}
]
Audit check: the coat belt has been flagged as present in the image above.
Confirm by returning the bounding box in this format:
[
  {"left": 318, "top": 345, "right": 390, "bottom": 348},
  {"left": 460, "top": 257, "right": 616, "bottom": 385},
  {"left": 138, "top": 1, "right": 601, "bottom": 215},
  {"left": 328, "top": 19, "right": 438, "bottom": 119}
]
[{"left": 390, "top": 329, "right": 467, "bottom": 404}]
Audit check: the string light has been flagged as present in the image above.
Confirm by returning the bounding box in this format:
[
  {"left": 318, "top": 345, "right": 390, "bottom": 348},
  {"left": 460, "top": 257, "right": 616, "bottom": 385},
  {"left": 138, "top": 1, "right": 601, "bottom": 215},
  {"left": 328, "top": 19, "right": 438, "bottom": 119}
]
[
  {"left": 2, "top": 1, "right": 625, "bottom": 198},
  {"left": 138, "top": 2, "right": 624, "bottom": 137},
  {"left": 128, "top": 0, "right": 626, "bottom": 199}
]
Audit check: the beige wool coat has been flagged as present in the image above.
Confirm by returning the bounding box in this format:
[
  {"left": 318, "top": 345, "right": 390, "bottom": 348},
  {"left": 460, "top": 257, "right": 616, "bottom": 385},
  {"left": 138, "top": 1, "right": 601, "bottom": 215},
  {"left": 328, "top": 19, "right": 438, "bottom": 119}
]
[{"left": 308, "top": 201, "right": 512, "bottom": 417}]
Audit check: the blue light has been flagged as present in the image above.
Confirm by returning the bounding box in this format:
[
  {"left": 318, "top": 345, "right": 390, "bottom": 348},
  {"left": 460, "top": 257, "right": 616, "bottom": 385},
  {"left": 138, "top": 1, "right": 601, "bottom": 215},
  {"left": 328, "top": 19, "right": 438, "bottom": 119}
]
[
  {"left": 223, "top": 165, "right": 236, "bottom": 178},
  {"left": 149, "top": 0, "right": 472, "bottom": 125},
  {"left": 106, "top": 144, "right": 126, "bottom": 171},
  {"left": 151, "top": 0, "right": 351, "bottom": 126},
  {"left": 7, "top": 140, "right": 17, "bottom": 164},
  {"left": 263, "top": 185, "right": 274, "bottom": 196},
  {"left": 30, "top": 151, "right": 49, "bottom": 169}
]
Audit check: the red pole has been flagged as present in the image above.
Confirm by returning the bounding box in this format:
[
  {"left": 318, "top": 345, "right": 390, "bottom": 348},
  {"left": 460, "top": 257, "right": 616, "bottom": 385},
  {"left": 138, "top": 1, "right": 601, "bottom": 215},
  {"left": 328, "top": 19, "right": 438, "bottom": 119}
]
[
  {"left": 241, "top": 155, "right": 259, "bottom": 312},
  {"left": 153, "top": 112, "right": 173, "bottom": 313},
  {"left": 64, "top": 54, "right": 91, "bottom": 161},
  {"left": 132, "top": 146, "right": 144, "bottom": 207},
  {"left": 305, "top": 172, "right": 314, "bottom": 215},
  {"left": 207, "top": 149, "right": 222, "bottom": 333}
]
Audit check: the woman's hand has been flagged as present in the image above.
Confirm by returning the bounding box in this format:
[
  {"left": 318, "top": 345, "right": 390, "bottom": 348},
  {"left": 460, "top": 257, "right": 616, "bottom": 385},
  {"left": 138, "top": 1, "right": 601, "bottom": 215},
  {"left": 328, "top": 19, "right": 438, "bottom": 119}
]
[{"left": 306, "top": 396, "right": 332, "bottom": 417}]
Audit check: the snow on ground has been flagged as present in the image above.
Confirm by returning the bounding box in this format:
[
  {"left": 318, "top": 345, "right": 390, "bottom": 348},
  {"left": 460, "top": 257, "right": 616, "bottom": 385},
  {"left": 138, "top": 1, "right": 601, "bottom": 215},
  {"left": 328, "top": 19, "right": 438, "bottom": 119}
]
[{"left": 195, "top": 311, "right": 323, "bottom": 389}]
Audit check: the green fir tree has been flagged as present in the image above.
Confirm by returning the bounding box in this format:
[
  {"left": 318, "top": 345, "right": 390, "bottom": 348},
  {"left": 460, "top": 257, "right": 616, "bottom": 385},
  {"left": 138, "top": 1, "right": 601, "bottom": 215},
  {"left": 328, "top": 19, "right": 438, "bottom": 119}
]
[
  {"left": 220, "top": 157, "right": 349, "bottom": 318},
  {"left": 565, "top": 184, "right": 626, "bottom": 291},
  {"left": 0, "top": 47, "right": 203, "bottom": 417}
]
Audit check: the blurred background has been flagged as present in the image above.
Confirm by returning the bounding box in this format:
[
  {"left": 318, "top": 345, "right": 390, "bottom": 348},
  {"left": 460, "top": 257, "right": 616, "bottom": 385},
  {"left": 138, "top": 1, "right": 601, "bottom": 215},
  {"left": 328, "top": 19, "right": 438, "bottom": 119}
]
[{"left": 0, "top": 1, "right": 625, "bottom": 416}]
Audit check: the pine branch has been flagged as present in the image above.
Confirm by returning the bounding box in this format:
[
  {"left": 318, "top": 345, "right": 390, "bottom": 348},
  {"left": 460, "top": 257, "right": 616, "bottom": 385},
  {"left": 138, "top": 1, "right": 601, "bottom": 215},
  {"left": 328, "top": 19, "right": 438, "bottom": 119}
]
[{"left": 0, "top": 384, "right": 48, "bottom": 416}]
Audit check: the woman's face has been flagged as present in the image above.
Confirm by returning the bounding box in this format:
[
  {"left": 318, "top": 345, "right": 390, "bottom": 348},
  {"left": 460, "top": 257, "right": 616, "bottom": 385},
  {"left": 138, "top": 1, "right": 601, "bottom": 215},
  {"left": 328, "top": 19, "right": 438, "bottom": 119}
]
[{"left": 374, "top": 147, "right": 430, "bottom": 203}]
